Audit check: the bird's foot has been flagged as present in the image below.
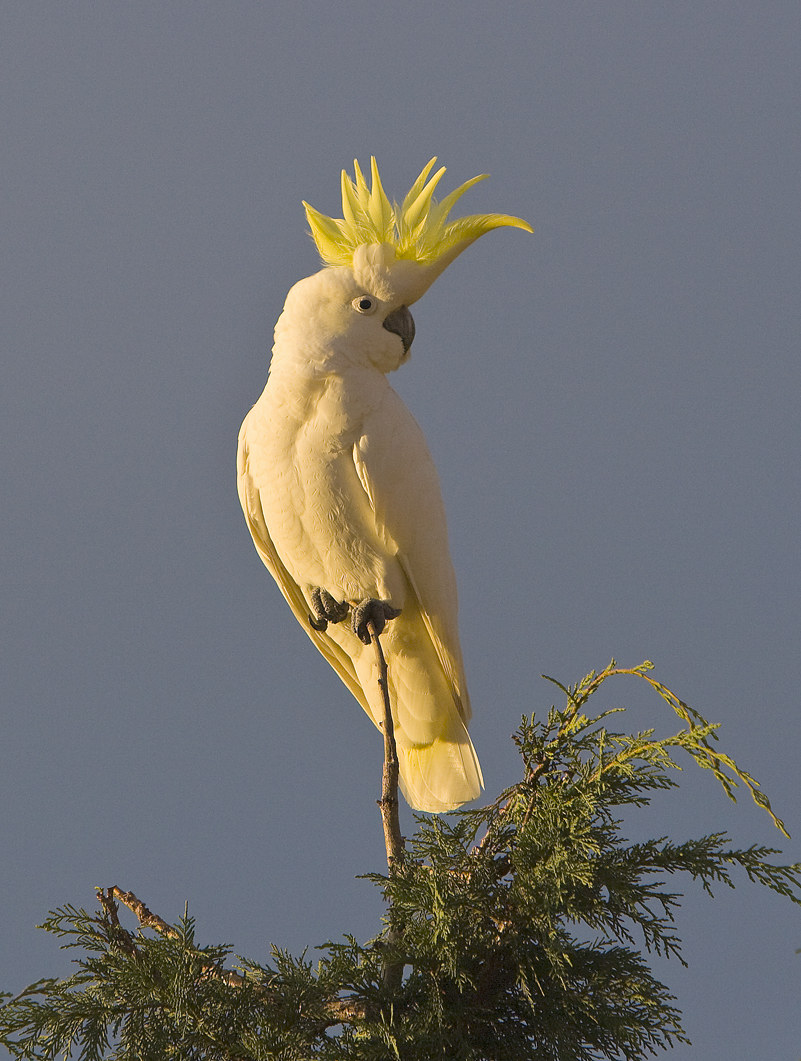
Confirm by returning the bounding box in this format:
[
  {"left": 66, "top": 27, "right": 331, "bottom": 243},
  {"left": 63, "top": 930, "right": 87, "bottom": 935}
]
[
  {"left": 308, "top": 588, "right": 350, "bottom": 632},
  {"left": 352, "top": 599, "right": 402, "bottom": 645}
]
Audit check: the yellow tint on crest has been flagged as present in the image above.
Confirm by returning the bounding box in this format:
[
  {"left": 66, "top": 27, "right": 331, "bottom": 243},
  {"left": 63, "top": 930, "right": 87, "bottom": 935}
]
[{"left": 303, "top": 157, "right": 533, "bottom": 268}]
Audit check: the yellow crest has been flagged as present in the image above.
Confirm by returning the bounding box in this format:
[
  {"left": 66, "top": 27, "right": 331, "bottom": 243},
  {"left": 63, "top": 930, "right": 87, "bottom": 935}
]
[{"left": 303, "top": 157, "right": 532, "bottom": 268}]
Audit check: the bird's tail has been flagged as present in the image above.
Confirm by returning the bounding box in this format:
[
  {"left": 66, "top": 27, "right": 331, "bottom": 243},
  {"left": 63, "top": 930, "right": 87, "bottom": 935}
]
[
  {"left": 396, "top": 724, "right": 483, "bottom": 813},
  {"left": 319, "top": 600, "right": 484, "bottom": 813}
]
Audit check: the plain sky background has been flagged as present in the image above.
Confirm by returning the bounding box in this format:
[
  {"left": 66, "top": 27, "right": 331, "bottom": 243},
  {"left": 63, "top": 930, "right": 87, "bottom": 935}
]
[{"left": 2, "top": 3, "right": 799, "bottom": 1057}]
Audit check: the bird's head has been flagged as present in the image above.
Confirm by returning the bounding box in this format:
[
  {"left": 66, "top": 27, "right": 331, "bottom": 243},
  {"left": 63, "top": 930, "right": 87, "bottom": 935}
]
[{"left": 274, "top": 159, "right": 531, "bottom": 375}]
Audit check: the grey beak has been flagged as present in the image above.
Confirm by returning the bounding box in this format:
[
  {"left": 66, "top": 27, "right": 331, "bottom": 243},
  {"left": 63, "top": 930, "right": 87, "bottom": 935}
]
[{"left": 382, "top": 305, "right": 415, "bottom": 353}]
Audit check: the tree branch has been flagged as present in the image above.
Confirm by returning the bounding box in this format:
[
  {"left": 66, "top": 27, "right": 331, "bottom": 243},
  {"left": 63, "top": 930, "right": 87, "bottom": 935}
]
[
  {"left": 96, "top": 886, "right": 368, "bottom": 1022},
  {"left": 368, "top": 621, "right": 405, "bottom": 872},
  {"left": 106, "top": 887, "right": 178, "bottom": 940},
  {"left": 367, "top": 621, "right": 406, "bottom": 994}
]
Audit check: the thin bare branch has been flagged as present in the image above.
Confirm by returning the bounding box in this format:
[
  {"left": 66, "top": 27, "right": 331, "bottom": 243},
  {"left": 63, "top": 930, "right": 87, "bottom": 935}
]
[
  {"left": 368, "top": 621, "right": 404, "bottom": 871},
  {"left": 367, "top": 621, "right": 406, "bottom": 994},
  {"left": 108, "top": 887, "right": 178, "bottom": 939}
]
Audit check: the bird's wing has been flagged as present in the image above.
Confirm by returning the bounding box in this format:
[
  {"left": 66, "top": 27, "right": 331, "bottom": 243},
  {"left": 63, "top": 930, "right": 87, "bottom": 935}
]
[
  {"left": 352, "top": 386, "right": 471, "bottom": 721},
  {"left": 237, "top": 424, "right": 370, "bottom": 715}
]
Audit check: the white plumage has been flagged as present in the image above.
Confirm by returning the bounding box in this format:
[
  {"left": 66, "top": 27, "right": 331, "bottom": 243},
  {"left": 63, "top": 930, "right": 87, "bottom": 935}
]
[{"left": 237, "top": 159, "right": 530, "bottom": 811}]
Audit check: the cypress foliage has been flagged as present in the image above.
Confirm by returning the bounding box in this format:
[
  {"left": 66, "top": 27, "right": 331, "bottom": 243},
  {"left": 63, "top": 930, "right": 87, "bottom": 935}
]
[{"left": 2, "top": 661, "right": 799, "bottom": 1060}]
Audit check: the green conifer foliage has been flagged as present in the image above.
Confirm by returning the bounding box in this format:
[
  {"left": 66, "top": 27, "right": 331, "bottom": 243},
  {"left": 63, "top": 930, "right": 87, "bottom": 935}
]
[{"left": 2, "top": 662, "right": 799, "bottom": 1059}]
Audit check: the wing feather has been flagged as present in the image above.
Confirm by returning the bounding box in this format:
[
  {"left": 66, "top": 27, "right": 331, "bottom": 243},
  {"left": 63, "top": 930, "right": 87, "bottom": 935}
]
[
  {"left": 352, "top": 387, "right": 471, "bottom": 722},
  {"left": 237, "top": 427, "right": 370, "bottom": 714}
]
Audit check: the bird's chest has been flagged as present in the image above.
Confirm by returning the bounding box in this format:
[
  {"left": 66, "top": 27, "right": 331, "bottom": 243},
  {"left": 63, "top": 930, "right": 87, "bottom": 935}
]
[
  {"left": 247, "top": 370, "right": 383, "bottom": 553},
  {"left": 262, "top": 372, "right": 375, "bottom": 468},
  {"left": 241, "top": 364, "right": 402, "bottom": 602}
]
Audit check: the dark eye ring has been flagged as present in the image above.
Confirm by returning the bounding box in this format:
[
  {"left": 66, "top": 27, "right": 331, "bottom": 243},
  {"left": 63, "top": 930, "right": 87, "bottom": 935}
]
[{"left": 353, "top": 295, "right": 377, "bottom": 314}]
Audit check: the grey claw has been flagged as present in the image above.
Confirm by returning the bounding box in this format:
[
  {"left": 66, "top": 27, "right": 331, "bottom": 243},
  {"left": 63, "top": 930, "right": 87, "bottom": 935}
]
[
  {"left": 309, "top": 588, "right": 349, "bottom": 633},
  {"left": 352, "top": 599, "right": 402, "bottom": 645}
]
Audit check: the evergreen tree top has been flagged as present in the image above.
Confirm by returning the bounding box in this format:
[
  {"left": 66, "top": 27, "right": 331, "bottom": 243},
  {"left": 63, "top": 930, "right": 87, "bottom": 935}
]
[{"left": 2, "top": 661, "right": 799, "bottom": 1060}]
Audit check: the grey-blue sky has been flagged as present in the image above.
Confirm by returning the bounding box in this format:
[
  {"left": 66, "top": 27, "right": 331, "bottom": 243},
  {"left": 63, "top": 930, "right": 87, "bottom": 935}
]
[{"left": 1, "top": 3, "right": 799, "bottom": 1056}]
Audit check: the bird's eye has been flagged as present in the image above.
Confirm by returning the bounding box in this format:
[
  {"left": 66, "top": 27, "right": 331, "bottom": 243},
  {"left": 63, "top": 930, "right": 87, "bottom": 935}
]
[{"left": 352, "top": 295, "right": 377, "bottom": 315}]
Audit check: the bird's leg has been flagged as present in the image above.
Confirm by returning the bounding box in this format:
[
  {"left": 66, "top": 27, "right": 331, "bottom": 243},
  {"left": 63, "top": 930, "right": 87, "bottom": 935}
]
[
  {"left": 352, "top": 599, "right": 402, "bottom": 646},
  {"left": 308, "top": 588, "right": 350, "bottom": 632}
]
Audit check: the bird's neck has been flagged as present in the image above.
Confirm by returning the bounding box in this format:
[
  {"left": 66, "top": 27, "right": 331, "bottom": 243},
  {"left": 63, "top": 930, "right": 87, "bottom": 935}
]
[{"left": 265, "top": 348, "right": 390, "bottom": 432}]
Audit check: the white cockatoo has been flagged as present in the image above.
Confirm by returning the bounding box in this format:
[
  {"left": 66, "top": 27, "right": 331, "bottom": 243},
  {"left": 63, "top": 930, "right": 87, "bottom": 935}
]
[{"left": 237, "top": 158, "right": 531, "bottom": 812}]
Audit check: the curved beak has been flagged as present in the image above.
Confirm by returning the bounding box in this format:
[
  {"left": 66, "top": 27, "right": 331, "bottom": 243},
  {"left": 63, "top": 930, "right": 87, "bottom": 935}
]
[{"left": 382, "top": 305, "right": 415, "bottom": 353}]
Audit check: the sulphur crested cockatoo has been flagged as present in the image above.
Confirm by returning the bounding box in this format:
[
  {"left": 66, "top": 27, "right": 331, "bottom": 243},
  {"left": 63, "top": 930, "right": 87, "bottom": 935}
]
[{"left": 237, "top": 158, "right": 531, "bottom": 812}]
